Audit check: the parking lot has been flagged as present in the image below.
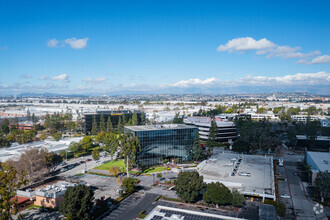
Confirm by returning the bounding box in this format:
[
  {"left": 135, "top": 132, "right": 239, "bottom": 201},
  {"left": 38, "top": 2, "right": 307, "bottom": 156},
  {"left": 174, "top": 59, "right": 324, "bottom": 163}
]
[{"left": 73, "top": 173, "right": 121, "bottom": 200}]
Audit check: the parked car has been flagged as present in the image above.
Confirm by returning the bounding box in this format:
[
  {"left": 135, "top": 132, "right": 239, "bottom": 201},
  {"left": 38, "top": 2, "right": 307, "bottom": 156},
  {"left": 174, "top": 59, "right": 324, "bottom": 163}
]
[
  {"left": 79, "top": 161, "right": 85, "bottom": 164},
  {"left": 281, "top": 194, "right": 290, "bottom": 199},
  {"left": 60, "top": 168, "right": 67, "bottom": 172},
  {"left": 60, "top": 162, "right": 67, "bottom": 166},
  {"left": 85, "top": 159, "right": 92, "bottom": 162},
  {"left": 238, "top": 172, "right": 251, "bottom": 177}
]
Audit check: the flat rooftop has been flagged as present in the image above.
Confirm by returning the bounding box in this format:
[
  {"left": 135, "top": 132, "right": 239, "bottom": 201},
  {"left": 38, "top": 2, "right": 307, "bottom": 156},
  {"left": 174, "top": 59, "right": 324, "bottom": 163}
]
[
  {"left": 306, "top": 151, "right": 330, "bottom": 172},
  {"left": 125, "top": 124, "right": 196, "bottom": 132},
  {"left": 145, "top": 205, "right": 244, "bottom": 220},
  {"left": 198, "top": 149, "right": 275, "bottom": 199}
]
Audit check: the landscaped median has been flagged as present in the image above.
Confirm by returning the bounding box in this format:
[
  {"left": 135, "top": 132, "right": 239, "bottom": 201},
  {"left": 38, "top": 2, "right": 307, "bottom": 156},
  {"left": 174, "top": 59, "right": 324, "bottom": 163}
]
[{"left": 92, "top": 160, "right": 168, "bottom": 175}]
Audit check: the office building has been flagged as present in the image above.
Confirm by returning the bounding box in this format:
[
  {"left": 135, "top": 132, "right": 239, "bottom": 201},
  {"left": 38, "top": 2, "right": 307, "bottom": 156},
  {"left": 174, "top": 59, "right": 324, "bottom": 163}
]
[
  {"left": 305, "top": 151, "right": 330, "bottom": 185},
  {"left": 184, "top": 117, "right": 236, "bottom": 143},
  {"left": 124, "top": 124, "right": 197, "bottom": 166},
  {"left": 83, "top": 110, "right": 141, "bottom": 134}
]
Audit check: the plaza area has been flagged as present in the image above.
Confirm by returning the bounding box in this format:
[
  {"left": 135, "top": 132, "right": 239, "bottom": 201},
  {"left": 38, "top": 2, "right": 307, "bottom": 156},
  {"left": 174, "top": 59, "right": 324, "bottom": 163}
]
[{"left": 198, "top": 149, "right": 275, "bottom": 200}]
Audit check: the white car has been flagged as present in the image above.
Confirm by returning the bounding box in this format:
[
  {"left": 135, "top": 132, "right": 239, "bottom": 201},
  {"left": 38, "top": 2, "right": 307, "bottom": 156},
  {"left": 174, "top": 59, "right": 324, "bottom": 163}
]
[
  {"left": 281, "top": 194, "right": 290, "bottom": 199},
  {"left": 238, "top": 172, "right": 251, "bottom": 177}
]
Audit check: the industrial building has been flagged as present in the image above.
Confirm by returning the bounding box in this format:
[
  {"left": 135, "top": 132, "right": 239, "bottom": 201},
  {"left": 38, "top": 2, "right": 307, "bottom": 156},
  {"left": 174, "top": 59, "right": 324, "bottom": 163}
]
[
  {"left": 305, "top": 151, "right": 330, "bottom": 185},
  {"left": 183, "top": 117, "right": 236, "bottom": 143},
  {"left": 124, "top": 124, "right": 197, "bottom": 166},
  {"left": 197, "top": 150, "right": 276, "bottom": 200}
]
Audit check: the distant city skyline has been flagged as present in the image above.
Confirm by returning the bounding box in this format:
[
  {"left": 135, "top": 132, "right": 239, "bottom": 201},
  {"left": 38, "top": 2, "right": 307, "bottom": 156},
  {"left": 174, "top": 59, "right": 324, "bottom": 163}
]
[{"left": 0, "top": 0, "right": 329, "bottom": 95}]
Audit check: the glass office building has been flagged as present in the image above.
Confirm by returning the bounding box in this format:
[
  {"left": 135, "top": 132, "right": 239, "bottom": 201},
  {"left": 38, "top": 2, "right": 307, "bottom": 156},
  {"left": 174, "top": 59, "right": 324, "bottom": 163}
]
[{"left": 124, "top": 124, "right": 197, "bottom": 167}]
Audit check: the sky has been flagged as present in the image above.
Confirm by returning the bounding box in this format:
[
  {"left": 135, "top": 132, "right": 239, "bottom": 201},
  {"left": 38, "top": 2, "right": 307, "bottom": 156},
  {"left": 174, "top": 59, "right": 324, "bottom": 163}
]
[{"left": 0, "top": 0, "right": 330, "bottom": 95}]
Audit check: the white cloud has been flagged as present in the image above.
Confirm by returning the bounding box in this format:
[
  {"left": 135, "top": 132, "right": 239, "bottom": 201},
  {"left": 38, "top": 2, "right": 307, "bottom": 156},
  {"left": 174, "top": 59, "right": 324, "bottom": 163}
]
[
  {"left": 39, "top": 75, "right": 49, "bottom": 80},
  {"left": 50, "top": 74, "right": 70, "bottom": 82},
  {"left": 47, "top": 39, "right": 59, "bottom": 48},
  {"left": 83, "top": 77, "right": 107, "bottom": 85},
  {"left": 168, "top": 72, "right": 330, "bottom": 88},
  {"left": 217, "top": 37, "right": 275, "bottom": 52},
  {"left": 171, "top": 77, "right": 220, "bottom": 87},
  {"left": 64, "top": 37, "right": 88, "bottom": 49},
  {"left": 218, "top": 37, "right": 322, "bottom": 63},
  {"left": 310, "top": 55, "right": 330, "bottom": 64}
]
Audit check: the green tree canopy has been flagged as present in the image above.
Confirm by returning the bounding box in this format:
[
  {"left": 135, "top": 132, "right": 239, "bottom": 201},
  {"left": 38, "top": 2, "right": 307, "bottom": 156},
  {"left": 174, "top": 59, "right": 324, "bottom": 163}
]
[
  {"left": 122, "top": 177, "right": 139, "bottom": 195},
  {"left": 0, "top": 163, "right": 28, "bottom": 219},
  {"left": 203, "top": 182, "right": 232, "bottom": 205},
  {"left": 91, "top": 115, "right": 99, "bottom": 135},
  {"left": 174, "top": 171, "right": 204, "bottom": 203},
  {"left": 60, "top": 185, "right": 94, "bottom": 220},
  {"left": 315, "top": 171, "right": 330, "bottom": 203}
]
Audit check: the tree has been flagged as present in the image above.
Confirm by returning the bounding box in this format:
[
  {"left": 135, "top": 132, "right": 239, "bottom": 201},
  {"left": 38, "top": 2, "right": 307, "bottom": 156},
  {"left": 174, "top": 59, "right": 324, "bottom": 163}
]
[
  {"left": 39, "top": 133, "right": 47, "bottom": 140},
  {"left": 68, "top": 142, "right": 82, "bottom": 154},
  {"left": 206, "top": 121, "right": 218, "bottom": 149},
  {"left": 117, "top": 116, "right": 124, "bottom": 133},
  {"left": 1, "top": 118, "right": 10, "bottom": 134},
  {"left": 80, "top": 136, "right": 93, "bottom": 152},
  {"left": 173, "top": 112, "right": 184, "bottom": 124},
  {"left": 132, "top": 110, "right": 138, "bottom": 126},
  {"left": 0, "top": 136, "right": 10, "bottom": 148},
  {"left": 42, "top": 150, "right": 63, "bottom": 172},
  {"left": 65, "top": 121, "right": 77, "bottom": 136},
  {"left": 106, "top": 116, "right": 113, "bottom": 132},
  {"left": 103, "top": 133, "right": 119, "bottom": 160},
  {"left": 91, "top": 115, "right": 98, "bottom": 135},
  {"left": 109, "top": 166, "right": 121, "bottom": 177},
  {"left": 26, "top": 109, "right": 31, "bottom": 121},
  {"left": 7, "top": 148, "right": 48, "bottom": 183},
  {"left": 203, "top": 182, "right": 232, "bottom": 206},
  {"left": 60, "top": 185, "right": 94, "bottom": 220},
  {"left": 121, "top": 177, "right": 139, "bottom": 195},
  {"left": 121, "top": 133, "right": 140, "bottom": 177},
  {"left": 174, "top": 171, "right": 204, "bottom": 203},
  {"left": 60, "top": 150, "right": 68, "bottom": 160},
  {"left": 315, "top": 171, "right": 330, "bottom": 203},
  {"left": 92, "top": 149, "right": 100, "bottom": 161},
  {"left": 0, "top": 163, "right": 28, "bottom": 219},
  {"left": 95, "top": 131, "right": 106, "bottom": 144},
  {"left": 52, "top": 132, "right": 62, "bottom": 141},
  {"left": 32, "top": 113, "right": 37, "bottom": 124},
  {"left": 192, "top": 131, "right": 202, "bottom": 161},
  {"left": 99, "top": 114, "right": 106, "bottom": 132},
  {"left": 231, "top": 189, "right": 245, "bottom": 207},
  {"left": 140, "top": 112, "right": 146, "bottom": 125}
]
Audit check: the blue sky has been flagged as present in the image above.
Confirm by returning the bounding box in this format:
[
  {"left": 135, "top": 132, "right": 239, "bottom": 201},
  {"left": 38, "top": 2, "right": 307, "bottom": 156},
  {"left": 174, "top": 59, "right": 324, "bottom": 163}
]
[{"left": 0, "top": 0, "right": 329, "bottom": 95}]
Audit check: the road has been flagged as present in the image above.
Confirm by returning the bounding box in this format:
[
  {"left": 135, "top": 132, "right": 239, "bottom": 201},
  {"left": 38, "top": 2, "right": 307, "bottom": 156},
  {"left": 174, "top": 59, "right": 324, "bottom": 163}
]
[{"left": 277, "top": 150, "right": 328, "bottom": 220}]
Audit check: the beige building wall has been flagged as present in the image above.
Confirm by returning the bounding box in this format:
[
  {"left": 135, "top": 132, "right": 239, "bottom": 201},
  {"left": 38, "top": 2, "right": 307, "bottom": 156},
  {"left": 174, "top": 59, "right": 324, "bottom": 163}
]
[{"left": 34, "top": 195, "right": 64, "bottom": 208}]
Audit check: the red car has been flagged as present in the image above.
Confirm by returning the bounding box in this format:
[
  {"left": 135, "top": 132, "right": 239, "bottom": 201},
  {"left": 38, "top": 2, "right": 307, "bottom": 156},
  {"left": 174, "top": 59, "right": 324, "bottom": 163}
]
[{"left": 85, "top": 159, "right": 92, "bottom": 162}]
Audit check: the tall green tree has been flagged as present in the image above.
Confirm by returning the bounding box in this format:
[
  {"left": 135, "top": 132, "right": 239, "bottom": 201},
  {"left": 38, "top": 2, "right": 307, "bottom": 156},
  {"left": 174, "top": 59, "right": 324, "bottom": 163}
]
[
  {"left": 206, "top": 121, "right": 218, "bottom": 155},
  {"left": 174, "top": 171, "right": 204, "bottom": 203},
  {"left": 60, "top": 185, "right": 94, "bottom": 220},
  {"left": 203, "top": 182, "right": 232, "bottom": 206},
  {"left": 192, "top": 130, "right": 202, "bottom": 161},
  {"left": 106, "top": 116, "right": 113, "bottom": 132},
  {"left": 32, "top": 113, "right": 37, "bottom": 124},
  {"left": 140, "top": 112, "right": 146, "bottom": 125},
  {"left": 315, "top": 171, "right": 330, "bottom": 203},
  {"left": 117, "top": 116, "right": 124, "bottom": 133},
  {"left": 91, "top": 115, "right": 99, "bottom": 135},
  {"left": 99, "top": 114, "right": 106, "bottom": 132},
  {"left": 121, "top": 133, "right": 140, "bottom": 177},
  {"left": 80, "top": 136, "right": 93, "bottom": 152},
  {"left": 26, "top": 109, "right": 31, "bottom": 121},
  {"left": 92, "top": 148, "right": 100, "bottom": 161},
  {"left": 132, "top": 110, "right": 138, "bottom": 126},
  {"left": 0, "top": 163, "right": 28, "bottom": 219},
  {"left": 231, "top": 189, "right": 245, "bottom": 207},
  {"left": 1, "top": 118, "right": 10, "bottom": 134}
]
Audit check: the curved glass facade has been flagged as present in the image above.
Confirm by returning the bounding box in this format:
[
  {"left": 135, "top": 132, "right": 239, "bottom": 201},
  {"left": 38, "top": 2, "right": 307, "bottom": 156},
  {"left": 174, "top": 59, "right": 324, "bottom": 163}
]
[{"left": 125, "top": 125, "right": 197, "bottom": 167}]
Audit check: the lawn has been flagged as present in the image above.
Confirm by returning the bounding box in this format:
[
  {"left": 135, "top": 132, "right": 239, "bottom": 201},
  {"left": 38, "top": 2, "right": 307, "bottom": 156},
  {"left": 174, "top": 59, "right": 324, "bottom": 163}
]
[
  {"left": 142, "top": 166, "right": 167, "bottom": 174},
  {"left": 94, "top": 160, "right": 126, "bottom": 172}
]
